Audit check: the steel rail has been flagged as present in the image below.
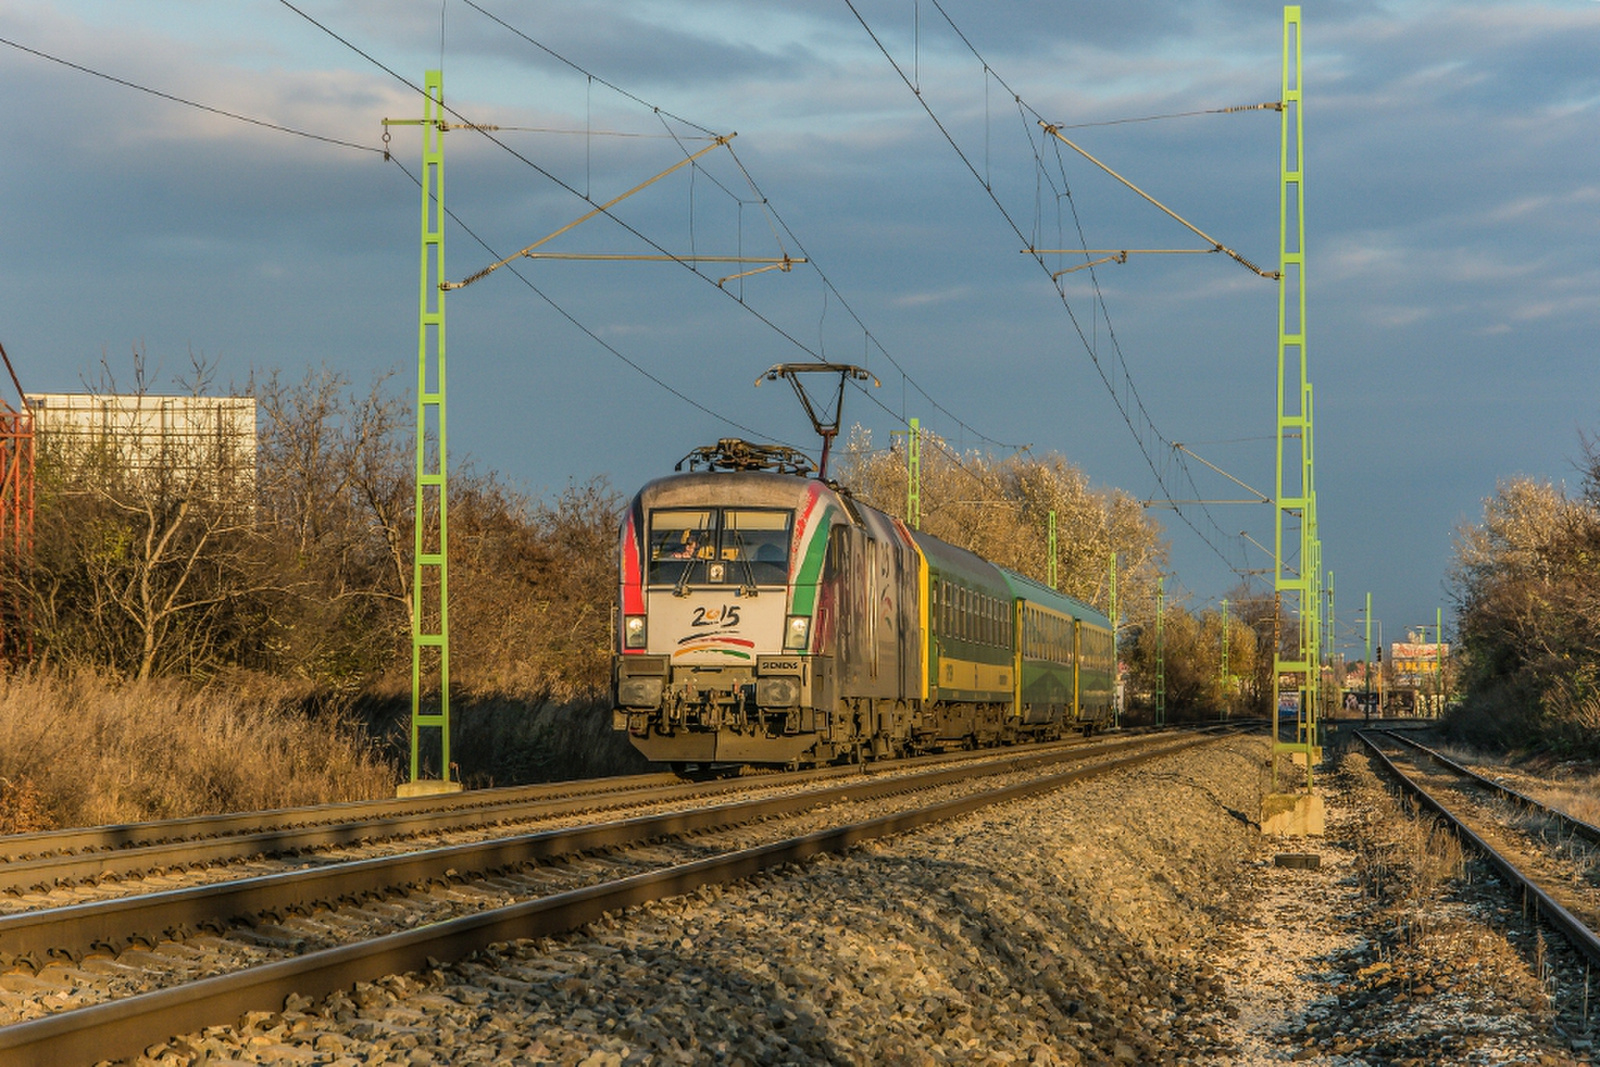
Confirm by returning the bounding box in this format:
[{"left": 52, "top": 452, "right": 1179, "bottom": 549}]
[
  {"left": 0, "top": 772, "right": 684, "bottom": 863},
  {"left": 0, "top": 733, "right": 1147, "bottom": 893},
  {"left": 1356, "top": 731, "right": 1600, "bottom": 972},
  {"left": 0, "top": 732, "right": 1220, "bottom": 1067},
  {"left": 0, "top": 730, "right": 1115, "bottom": 863},
  {"left": 0, "top": 732, "right": 1189, "bottom": 963},
  {"left": 0, "top": 784, "right": 711, "bottom": 894},
  {"left": 1371, "top": 729, "right": 1600, "bottom": 847}
]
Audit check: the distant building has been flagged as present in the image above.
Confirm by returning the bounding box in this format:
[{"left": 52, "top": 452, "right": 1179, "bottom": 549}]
[{"left": 26, "top": 393, "right": 256, "bottom": 500}]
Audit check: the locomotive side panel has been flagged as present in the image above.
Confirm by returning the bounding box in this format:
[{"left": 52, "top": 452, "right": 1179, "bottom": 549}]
[{"left": 829, "top": 504, "right": 917, "bottom": 699}]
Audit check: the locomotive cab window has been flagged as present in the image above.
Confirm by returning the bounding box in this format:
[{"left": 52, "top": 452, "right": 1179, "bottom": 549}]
[
  {"left": 722, "top": 509, "right": 792, "bottom": 585},
  {"left": 647, "top": 508, "right": 791, "bottom": 586},
  {"left": 648, "top": 509, "right": 719, "bottom": 586}
]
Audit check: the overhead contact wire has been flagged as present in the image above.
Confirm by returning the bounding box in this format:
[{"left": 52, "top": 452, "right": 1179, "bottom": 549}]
[
  {"left": 470, "top": 2, "right": 1026, "bottom": 456},
  {"left": 0, "top": 34, "right": 381, "bottom": 154},
  {"left": 384, "top": 156, "right": 791, "bottom": 448},
  {"left": 0, "top": 10, "right": 995, "bottom": 481},
  {"left": 281, "top": 0, "right": 1026, "bottom": 460},
  {"left": 846, "top": 0, "right": 1247, "bottom": 573},
  {"left": 0, "top": 23, "right": 780, "bottom": 450}
]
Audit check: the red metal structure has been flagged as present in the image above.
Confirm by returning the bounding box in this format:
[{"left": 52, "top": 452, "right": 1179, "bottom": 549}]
[{"left": 0, "top": 343, "right": 34, "bottom": 664}]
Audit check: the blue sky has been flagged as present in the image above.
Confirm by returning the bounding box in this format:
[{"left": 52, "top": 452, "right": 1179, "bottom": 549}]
[{"left": 2, "top": 0, "right": 1597, "bottom": 655}]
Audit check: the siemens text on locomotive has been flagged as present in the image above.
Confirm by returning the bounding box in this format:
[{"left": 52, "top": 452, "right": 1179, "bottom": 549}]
[{"left": 612, "top": 439, "right": 1115, "bottom": 769}]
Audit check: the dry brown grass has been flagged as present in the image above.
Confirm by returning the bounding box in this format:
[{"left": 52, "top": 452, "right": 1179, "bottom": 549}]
[
  {"left": 1543, "top": 784, "right": 1600, "bottom": 827},
  {"left": 0, "top": 775, "right": 49, "bottom": 835},
  {"left": 1426, "top": 739, "right": 1600, "bottom": 827},
  {"left": 0, "top": 670, "right": 395, "bottom": 832}
]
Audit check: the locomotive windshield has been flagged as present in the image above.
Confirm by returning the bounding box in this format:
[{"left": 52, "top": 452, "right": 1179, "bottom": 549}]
[{"left": 648, "top": 507, "right": 792, "bottom": 587}]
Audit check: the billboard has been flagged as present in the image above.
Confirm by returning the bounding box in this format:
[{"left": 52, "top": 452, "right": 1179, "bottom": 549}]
[
  {"left": 1391, "top": 642, "right": 1448, "bottom": 689},
  {"left": 1277, "top": 689, "right": 1301, "bottom": 718}
]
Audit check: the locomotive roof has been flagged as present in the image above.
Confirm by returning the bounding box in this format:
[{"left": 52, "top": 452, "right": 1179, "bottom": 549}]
[{"left": 630, "top": 469, "right": 839, "bottom": 509}]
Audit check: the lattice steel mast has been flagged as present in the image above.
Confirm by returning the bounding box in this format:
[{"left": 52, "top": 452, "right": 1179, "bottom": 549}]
[
  {"left": 1271, "top": 7, "right": 1320, "bottom": 791},
  {"left": 387, "top": 71, "right": 457, "bottom": 795}
]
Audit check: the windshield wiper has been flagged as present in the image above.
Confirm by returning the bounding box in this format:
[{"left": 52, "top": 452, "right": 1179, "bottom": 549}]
[
  {"left": 672, "top": 536, "right": 701, "bottom": 598},
  {"left": 730, "top": 528, "right": 758, "bottom": 597}
]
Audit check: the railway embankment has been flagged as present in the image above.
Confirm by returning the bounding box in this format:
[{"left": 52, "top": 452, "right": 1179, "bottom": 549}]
[{"left": 11, "top": 730, "right": 1595, "bottom": 1065}]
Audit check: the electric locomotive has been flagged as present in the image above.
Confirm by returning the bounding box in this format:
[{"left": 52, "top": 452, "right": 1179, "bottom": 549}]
[{"left": 612, "top": 439, "right": 1115, "bottom": 769}]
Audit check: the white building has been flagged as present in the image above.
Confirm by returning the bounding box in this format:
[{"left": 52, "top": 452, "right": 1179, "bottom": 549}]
[{"left": 26, "top": 393, "right": 256, "bottom": 498}]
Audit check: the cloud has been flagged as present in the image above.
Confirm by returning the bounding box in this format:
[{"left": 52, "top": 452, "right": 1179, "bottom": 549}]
[
  {"left": 1366, "top": 304, "right": 1433, "bottom": 329},
  {"left": 892, "top": 286, "right": 975, "bottom": 308}
]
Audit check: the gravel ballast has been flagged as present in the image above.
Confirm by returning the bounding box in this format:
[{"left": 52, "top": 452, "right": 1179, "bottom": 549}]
[{"left": 127, "top": 731, "right": 1593, "bottom": 1066}]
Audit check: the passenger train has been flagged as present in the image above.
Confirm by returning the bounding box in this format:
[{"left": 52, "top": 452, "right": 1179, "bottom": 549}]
[{"left": 612, "top": 439, "right": 1116, "bottom": 769}]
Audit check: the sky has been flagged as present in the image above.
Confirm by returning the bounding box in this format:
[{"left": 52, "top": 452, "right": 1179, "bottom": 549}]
[{"left": 1, "top": 0, "right": 1597, "bottom": 658}]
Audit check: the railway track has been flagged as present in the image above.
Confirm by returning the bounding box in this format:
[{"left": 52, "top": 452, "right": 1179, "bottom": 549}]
[
  {"left": 1358, "top": 729, "right": 1600, "bottom": 970},
  {"left": 0, "top": 728, "right": 1229, "bottom": 1066},
  {"left": 0, "top": 733, "right": 1157, "bottom": 911}
]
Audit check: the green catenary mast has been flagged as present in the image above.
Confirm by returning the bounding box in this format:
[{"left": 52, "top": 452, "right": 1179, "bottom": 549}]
[
  {"left": 1156, "top": 576, "right": 1165, "bottom": 726},
  {"left": 1272, "top": 6, "right": 1318, "bottom": 791},
  {"left": 396, "top": 71, "right": 457, "bottom": 795},
  {"left": 907, "top": 417, "right": 921, "bottom": 530}
]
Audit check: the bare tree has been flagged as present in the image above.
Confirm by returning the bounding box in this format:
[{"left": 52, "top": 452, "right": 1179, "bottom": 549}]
[
  {"left": 1450, "top": 469, "right": 1600, "bottom": 753},
  {"left": 443, "top": 475, "right": 620, "bottom": 702},
  {"left": 252, "top": 366, "right": 413, "bottom": 687}
]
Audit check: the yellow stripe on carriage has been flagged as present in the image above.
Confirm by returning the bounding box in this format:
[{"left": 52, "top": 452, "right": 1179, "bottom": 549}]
[
  {"left": 934, "top": 655, "right": 1013, "bottom": 697},
  {"left": 911, "top": 537, "right": 931, "bottom": 701}
]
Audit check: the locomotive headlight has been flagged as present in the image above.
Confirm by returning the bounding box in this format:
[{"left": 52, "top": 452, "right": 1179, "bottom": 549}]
[
  {"left": 784, "top": 614, "right": 810, "bottom": 651},
  {"left": 623, "top": 615, "right": 647, "bottom": 650}
]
